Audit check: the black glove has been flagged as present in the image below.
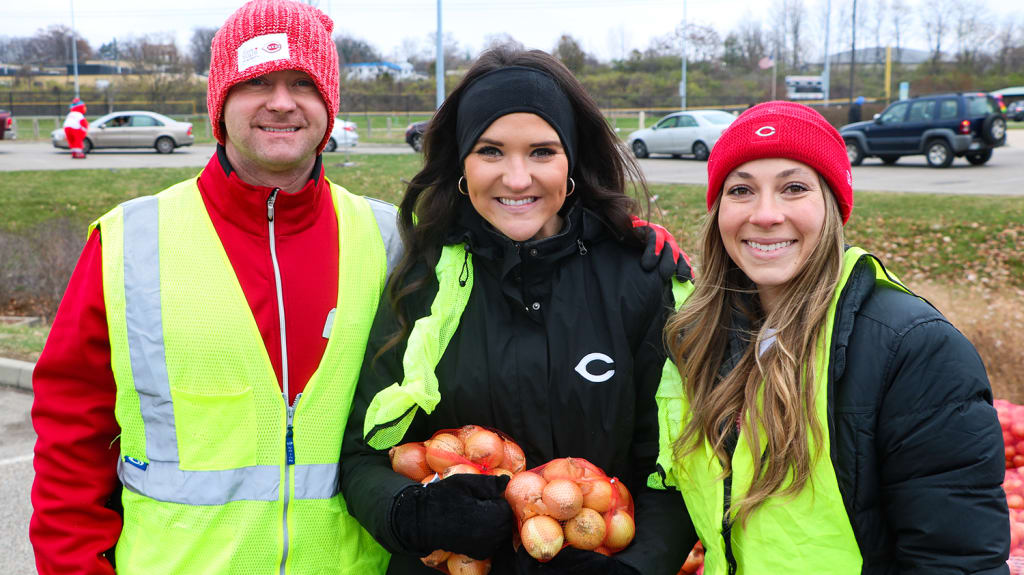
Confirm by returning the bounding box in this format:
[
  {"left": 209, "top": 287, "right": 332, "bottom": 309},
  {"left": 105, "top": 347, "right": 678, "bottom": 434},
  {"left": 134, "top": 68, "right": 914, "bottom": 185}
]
[
  {"left": 390, "top": 473, "right": 514, "bottom": 560},
  {"left": 632, "top": 217, "right": 693, "bottom": 282},
  {"left": 514, "top": 546, "right": 641, "bottom": 575}
]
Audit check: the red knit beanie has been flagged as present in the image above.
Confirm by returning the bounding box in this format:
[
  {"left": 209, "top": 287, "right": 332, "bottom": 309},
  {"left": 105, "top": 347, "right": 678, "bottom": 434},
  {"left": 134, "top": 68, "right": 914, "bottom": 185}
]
[
  {"left": 207, "top": 0, "right": 339, "bottom": 153},
  {"left": 706, "top": 101, "right": 854, "bottom": 224}
]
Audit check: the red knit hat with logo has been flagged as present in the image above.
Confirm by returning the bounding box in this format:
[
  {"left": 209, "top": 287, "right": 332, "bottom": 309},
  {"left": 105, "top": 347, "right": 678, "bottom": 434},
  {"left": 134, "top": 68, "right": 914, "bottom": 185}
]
[
  {"left": 207, "top": 0, "right": 339, "bottom": 153},
  {"left": 706, "top": 101, "right": 854, "bottom": 224}
]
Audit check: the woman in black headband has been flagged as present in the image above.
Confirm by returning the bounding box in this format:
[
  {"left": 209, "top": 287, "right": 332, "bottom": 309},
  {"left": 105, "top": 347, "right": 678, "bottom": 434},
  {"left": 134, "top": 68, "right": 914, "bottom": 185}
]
[{"left": 340, "top": 46, "right": 696, "bottom": 575}]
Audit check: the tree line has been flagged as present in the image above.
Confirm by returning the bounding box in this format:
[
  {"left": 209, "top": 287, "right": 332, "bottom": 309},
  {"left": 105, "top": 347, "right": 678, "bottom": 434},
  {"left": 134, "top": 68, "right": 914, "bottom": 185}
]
[{"left": 1, "top": 0, "right": 1022, "bottom": 111}]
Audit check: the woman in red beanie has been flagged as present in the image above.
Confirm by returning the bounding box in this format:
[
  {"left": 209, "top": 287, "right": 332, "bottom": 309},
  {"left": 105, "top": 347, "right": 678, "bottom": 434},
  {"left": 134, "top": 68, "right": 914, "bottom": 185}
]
[{"left": 656, "top": 101, "right": 1008, "bottom": 574}]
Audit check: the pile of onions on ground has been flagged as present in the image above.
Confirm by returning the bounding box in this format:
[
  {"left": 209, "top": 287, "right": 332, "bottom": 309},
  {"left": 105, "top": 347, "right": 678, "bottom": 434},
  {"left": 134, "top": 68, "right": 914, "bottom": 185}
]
[
  {"left": 388, "top": 425, "right": 527, "bottom": 575},
  {"left": 504, "top": 457, "right": 636, "bottom": 562}
]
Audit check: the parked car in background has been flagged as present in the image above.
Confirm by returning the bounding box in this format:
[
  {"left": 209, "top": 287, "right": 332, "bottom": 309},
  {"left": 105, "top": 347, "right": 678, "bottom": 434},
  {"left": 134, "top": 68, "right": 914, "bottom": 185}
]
[
  {"left": 627, "top": 110, "right": 736, "bottom": 160},
  {"left": 1008, "top": 101, "right": 1024, "bottom": 122},
  {"left": 324, "top": 119, "right": 358, "bottom": 152},
  {"left": 0, "top": 109, "right": 14, "bottom": 140},
  {"left": 405, "top": 120, "right": 428, "bottom": 151},
  {"left": 840, "top": 92, "right": 1007, "bottom": 168},
  {"left": 51, "top": 110, "right": 193, "bottom": 153}
]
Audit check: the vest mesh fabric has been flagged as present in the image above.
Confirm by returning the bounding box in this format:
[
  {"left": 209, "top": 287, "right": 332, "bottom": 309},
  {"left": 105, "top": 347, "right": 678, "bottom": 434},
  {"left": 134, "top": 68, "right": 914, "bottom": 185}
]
[
  {"left": 94, "top": 179, "right": 390, "bottom": 574},
  {"left": 363, "top": 243, "right": 474, "bottom": 450}
]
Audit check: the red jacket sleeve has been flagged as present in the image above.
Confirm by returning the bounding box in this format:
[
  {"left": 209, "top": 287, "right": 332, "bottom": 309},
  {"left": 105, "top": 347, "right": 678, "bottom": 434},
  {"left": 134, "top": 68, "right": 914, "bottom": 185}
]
[{"left": 30, "top": 229, "right": 121, "bottom": 575}]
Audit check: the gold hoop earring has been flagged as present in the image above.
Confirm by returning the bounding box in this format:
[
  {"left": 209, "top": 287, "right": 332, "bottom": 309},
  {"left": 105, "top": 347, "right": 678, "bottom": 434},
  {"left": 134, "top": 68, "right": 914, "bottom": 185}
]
[
  {"left": 566, "top": 177, "right": 576, "bottom": 197},
  {"left": 458, "top": 176, "right": 469, "bottom": 196}
]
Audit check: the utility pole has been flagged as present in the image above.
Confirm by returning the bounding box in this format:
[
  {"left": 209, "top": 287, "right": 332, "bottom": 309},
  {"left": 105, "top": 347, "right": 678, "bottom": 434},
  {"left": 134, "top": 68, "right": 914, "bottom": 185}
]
[
  {"left": 823, "top": 0, "right": 832, "bottom": 104},
  {"left": 679, "top": 0, "right": 687, "bottom": 110},
  {"left": 848, "top": 0, "right": 857, "bottom": 106},
  {"left": 70, "top": 0, "right": 80, "bottom": 99},
  {"left": 435, "top": 0, "right": 444, "bottom": 109}
]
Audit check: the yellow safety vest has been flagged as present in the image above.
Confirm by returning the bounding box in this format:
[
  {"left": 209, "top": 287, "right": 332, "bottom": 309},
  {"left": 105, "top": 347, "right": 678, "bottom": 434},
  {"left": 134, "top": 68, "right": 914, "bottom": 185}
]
[
  {"left": 651, "top": 248, "right": 910, "bottom": 574},
  {"left": 92, "top": 178, "right": 393, "bottom": 574}
]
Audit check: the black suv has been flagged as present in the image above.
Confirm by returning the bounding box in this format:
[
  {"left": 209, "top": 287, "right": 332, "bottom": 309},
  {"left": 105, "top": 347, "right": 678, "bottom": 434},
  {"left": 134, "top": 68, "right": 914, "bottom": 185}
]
[
  {"left": 405, "top": 120, "right": 429, "bottom": 152},
  {"left": 1008, "top": 100, "right": 1024, "bottom": 122},
  {"left": 840, "top": 93, "right": 1007, "bottom": 168}
]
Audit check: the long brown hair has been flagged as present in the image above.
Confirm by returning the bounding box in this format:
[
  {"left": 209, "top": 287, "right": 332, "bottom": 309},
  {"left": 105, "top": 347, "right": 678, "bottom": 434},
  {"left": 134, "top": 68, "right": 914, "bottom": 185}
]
[
  {"left": 378, "top": 45, "right": 650, "bottom": 357},
  {"left": 664, "top": 179, "right": 845, "bottom": 526}
]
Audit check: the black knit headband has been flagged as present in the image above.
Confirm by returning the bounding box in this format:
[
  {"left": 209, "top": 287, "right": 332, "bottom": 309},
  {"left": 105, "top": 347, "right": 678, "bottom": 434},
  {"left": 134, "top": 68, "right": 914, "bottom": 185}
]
[{"left": 456, "top": 66, "right": 577, "bottom": 173}]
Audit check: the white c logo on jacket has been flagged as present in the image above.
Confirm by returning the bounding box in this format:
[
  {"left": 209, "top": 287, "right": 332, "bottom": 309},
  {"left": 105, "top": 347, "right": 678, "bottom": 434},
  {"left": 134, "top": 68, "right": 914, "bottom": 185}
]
[{"left": 574, "top": 353, "right": 615, "bottom": 383}]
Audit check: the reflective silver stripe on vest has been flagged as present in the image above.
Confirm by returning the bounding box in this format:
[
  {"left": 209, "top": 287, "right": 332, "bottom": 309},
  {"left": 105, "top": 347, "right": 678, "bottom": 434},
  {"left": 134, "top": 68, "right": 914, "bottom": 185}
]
[
  {"left": 119, "top": 195, "right": 339, "bottom": 505},
  {"left": 118, "top": 458, "right": 281, "bottom": 504},
  {"left": 364, "top": 196, "right": 403, "bottom": 278},
  {"left": 123, "top": 196, "right": 178, "bottom": 462},
  {"left": 293, "top": 463, "right": 341, "bottom": 499}
]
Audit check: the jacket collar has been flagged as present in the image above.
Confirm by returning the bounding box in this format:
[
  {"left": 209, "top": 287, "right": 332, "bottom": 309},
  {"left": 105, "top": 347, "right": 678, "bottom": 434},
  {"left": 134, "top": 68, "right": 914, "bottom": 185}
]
[{"left": 196, "top": 145, "right": 328, "bottom": 237}]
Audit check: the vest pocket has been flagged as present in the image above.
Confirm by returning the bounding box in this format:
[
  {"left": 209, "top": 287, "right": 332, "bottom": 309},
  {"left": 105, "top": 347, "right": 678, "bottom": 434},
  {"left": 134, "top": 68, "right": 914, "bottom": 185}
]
[{"left": 172, "top": 386, "right": 258, "bottom": 470}]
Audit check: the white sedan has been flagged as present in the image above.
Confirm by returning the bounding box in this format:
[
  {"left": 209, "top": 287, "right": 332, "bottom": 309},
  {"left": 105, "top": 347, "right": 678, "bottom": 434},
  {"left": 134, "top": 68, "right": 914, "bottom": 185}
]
[
  {"left": 627, "top": 110, "right": 736, "bottom": 161},
  {"left": 324, "top": 119, "right": 358, "bottom": 152}
]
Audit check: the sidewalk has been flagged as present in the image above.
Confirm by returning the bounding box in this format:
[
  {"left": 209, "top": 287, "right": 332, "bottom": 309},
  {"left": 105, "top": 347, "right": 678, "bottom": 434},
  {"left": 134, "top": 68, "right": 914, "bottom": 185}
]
[{"left": 0, "top": 357, "right": 34, "bottom": 392}]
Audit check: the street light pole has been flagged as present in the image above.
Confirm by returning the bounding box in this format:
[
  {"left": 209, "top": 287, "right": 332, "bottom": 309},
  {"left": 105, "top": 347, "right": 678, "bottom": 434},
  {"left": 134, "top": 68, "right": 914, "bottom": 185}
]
[
  {"left": 848, "top": 0, "right": 857, "bottom": 106},
  {"left": 823, "top": 0, "right": 832, "bottom": 105},
  {"left": 70, "top": 0, "right": 80, "bottom": 99},
  {"left": 680, "top": 0, "right": 687, "bottom": 110},
  {"left": 435, "top": 0, "right": 444, "bottom": 109}
]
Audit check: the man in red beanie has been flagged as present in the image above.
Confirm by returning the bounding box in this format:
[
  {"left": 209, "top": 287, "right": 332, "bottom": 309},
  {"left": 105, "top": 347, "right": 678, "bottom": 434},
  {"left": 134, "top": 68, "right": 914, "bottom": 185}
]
[
  {"left": 62, "top": 97, "right": 89, "bottom": 159},
  {"left": 30, "top": 1, "right": 400, "bottom": 573}
]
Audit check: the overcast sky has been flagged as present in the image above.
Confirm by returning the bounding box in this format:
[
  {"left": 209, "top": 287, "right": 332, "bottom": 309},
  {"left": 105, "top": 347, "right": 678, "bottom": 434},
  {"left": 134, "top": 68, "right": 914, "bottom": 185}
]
[{"left": 4, "top": 0, "right": 1021, "bottom": 63}]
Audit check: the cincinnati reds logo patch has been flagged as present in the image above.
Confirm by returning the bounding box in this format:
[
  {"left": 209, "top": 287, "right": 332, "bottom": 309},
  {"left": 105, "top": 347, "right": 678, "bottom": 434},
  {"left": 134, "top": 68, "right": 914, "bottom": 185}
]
[
  {"left": 264, "top": 42, "right": 282, "bottom": 53},
  {"left": 754, "top": 125, "right": 777, "bottom": 137},
  {"left": 574, "top": 352, "right": 615, "bottom": 383}
]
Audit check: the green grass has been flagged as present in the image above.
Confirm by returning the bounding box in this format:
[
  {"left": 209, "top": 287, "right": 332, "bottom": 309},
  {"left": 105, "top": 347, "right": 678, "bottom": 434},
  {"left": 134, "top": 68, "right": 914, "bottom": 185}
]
[
  {"left": 2, "top": 154, "right": 1022, "bottom": 363},
  {"left": 0, "top": 321, "right": 49, "bottom": 362}
]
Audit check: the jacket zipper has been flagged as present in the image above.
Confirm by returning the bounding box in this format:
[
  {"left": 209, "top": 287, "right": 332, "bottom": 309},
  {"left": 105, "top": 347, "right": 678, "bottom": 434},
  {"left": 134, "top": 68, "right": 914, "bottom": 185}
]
[
  {"left": 268, "top": 189, "right": 295, "bottom": 575},
  {"left": 722, "top": 474, "right": 738, "bottom": 574}
]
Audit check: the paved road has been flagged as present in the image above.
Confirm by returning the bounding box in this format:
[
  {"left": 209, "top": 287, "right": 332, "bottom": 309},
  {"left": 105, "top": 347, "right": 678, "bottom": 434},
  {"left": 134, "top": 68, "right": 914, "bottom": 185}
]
[
  {"left": 0, "top": 141, "right": 412, "bottom": 172},
  {"left": 638, "top": 128, "right": 1024, "bottom": 196},
  {"left": 0, "top": 386, "right": 36, "bottom": 574},
  {"left": 1, "top": 132, "right": 1021, "bottom": 195}
]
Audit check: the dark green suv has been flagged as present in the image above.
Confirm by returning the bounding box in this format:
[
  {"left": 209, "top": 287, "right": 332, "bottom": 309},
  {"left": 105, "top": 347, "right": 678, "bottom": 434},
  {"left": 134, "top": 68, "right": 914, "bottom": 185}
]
[{"left": 839, "top": 93, "right": 1007, "bottom": 168}]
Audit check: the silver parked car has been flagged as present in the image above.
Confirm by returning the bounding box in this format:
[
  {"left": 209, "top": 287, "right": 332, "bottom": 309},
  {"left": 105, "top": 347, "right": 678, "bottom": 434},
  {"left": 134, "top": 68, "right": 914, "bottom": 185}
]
[
  {"left": 627, "top": 110, "right": 736, "bottom": 161},
  {"left": 323, "top": 119, "right": 359, "bottom": 152},
  {"left": 51, "top": 110, "right": 194, "bottom": 154}
]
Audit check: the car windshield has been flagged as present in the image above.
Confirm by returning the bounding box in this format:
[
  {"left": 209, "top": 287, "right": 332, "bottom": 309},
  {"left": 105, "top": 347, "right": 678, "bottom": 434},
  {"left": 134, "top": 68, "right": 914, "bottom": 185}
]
[
  {"left": 966, "top": 96, "right": 997, "bottom": 116},
  {"left": 702, "top": 111, "right": 735, "bottom": 125}
]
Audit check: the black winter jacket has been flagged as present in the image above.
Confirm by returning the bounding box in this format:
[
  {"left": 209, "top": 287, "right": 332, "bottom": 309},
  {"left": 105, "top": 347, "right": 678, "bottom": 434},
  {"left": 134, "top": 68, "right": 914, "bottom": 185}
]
[
  {"left": 830, "top": 254, "right": 1009, "bottom": 574},
  {"left": 340, "top": 202, "right": 695, "bottom": 575},
  {"left": 713, "top": 253, "right": 1008, "bottom": 574}
]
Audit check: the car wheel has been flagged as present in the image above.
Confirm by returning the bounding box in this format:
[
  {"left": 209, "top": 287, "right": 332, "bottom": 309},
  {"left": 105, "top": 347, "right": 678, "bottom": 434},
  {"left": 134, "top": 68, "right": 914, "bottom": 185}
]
[
  {"left": 324, "top": 137, "right": 337, "bottom": 153},
  {"left": 925, "top": 139, "right": 954, "bottom": 168},
  {"left": 845, "top": 140, "right": 864, "bottom": 166},
  {"left": 410, "top": 132, "right": 423, "bottom": 152},
  {"left": 155, "top": 136, "right": 175, "bottom": 154},
  {"left": 879, "top": 155, "right": 899, "bottom": 165},
  {"left": 632, "top": 140, "right": 649, "bottom": 159},
  {"left": 692, "top": 141, "right": 710, "bottom": 161},
  {"left": 966, "top": 148, "right": 993, "bottom": 165},
  {"left": 82, "top": 138, "right": 93, "bottom": 154},
  {"left": 981, "top": 114, "right": 1007, "bottom": 145}
]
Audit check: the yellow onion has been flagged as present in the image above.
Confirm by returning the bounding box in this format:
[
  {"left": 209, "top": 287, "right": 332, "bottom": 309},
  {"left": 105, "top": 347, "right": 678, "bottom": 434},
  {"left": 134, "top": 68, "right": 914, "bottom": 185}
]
[
  {"left": 389, "top": 443, "right": 432, "bottom": 481},
  {"left": 424, "top": 433, "right": 465, "bottom": 474},
  {"left": 564, "top": 508, "right": 607, "bottom": 551},
  {"left": 521, "top": 515, "right": 564, "bottom": 561},
  {"left": 604, "top": 509, "right": 635, "bottom": 551}
]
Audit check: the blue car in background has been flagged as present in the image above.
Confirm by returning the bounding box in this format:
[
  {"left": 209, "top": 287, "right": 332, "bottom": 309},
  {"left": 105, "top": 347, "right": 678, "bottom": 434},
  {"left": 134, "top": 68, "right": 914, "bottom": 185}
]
[{"left": 840, "top": 92, "right": 1007, "bottom": 168}]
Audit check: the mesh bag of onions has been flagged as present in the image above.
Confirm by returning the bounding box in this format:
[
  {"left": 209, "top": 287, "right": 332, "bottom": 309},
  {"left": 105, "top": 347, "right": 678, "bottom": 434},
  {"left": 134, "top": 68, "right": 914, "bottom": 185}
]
[
  {"left": 504, "top": 457, "right": 636, "bottom": 562},
  {"left": 982, "top": 400, "right": 1024, "bottom": 573},
  {"left": 388, "top": 425, "right": 528, "bottom": 575}
]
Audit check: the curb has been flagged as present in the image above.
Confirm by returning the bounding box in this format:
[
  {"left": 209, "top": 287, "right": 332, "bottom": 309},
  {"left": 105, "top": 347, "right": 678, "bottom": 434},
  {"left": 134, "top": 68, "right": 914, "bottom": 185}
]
[{"left": 0, "top": 358, "right": 34, "bottom": 392}]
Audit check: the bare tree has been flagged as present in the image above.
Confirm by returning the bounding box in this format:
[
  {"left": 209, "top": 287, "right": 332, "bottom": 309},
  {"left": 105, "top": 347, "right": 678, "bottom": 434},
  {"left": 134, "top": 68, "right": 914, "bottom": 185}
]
[
  {"left": 787, "top": 0, "right": 807, "bottom": 68},
  {"left": 920, "top": 0, "right": 951, "bottom": 65},
  {"left": 482, "top": 33, "right": 523, "bottom": 53},
  {"left": 992, "top": 17, "right": 1020, "bottom": 74},
  {"left": 723, "top": 18, "right": 767, "bottom": 70},
  {"left": 866, "top": 0, "right": 888, "bottom": 65},
  {"left": 26, "top": 25, "right": 93, "bottom": 66},
  {"left": 553, "top": 35, "right": 586, "bottom": 73},
  {"left": 334, "top": 33, "right": 381, "bottom": 66},
  {"left": 949, "top": 0, "right": 991, "bottom": 69},
  {"left": 889, "top": 0, "right": 911, "bottom": 62},
  {"left": 189, "top": 27, "right": 218, "bottom": 75}
]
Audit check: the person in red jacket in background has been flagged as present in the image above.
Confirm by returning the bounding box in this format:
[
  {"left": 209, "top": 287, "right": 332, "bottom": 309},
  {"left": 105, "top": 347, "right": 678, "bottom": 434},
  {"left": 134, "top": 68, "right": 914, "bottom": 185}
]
[{"left": 63, "top": 97, "right": 89, "bottom": 159}]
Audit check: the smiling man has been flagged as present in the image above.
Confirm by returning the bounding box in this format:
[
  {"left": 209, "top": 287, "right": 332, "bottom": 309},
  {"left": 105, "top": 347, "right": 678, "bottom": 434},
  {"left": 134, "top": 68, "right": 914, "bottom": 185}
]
[{"left": 29, "top": 1, "right": 401, "bottom": 574}]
